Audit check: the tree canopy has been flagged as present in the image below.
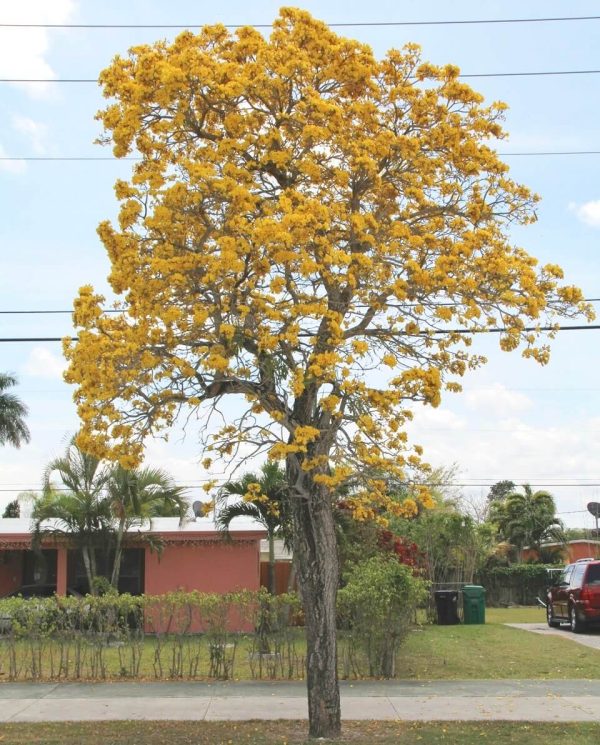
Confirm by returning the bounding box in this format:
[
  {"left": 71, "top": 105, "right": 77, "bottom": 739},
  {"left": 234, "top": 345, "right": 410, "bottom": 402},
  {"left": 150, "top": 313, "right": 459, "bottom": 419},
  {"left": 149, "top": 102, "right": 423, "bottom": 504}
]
[
  {"left": 63, "top": 8, "right": 588, "bottom": 737},
  {"left": 0, "top": 373, "right": 30, "bottom": 449},
  {"left": 33, "top": 441, "right": 112, "bottom": 594},
  {"left": 490, "top": 483, "right": 565, "bottom": 559},
  {"left": 32, "top": 440, "right": 188, "bottom": 593},
  {"left": 2, "top": 499, "right": 20, "bottom": 518},
  {"left": 215, "top": 462, "right": 291, "bottom": 594},
  {"left": 487, "top": 480, "right": 516, "bottom": 504},
  {"left": 106, "top": 464, "right": 187, "bottom": 587},
  {"left": 66, "top": 8, "right": 586, "bottom": 504}
]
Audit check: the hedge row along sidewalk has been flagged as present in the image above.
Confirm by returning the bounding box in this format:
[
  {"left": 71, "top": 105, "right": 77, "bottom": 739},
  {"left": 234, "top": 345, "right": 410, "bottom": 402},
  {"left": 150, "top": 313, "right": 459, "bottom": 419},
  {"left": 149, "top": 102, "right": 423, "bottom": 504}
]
[
  {"left": 1, "top": 601, "right": 600, "bottom": 682},
  {"left": 0, "top": 571, "right": 426, "bottom": 682}
]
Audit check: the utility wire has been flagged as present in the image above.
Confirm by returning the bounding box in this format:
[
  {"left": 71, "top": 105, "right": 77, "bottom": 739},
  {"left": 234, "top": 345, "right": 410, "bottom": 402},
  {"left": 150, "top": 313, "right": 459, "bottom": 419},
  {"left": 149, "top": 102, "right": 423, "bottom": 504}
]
[
  {"left": 2, "top": 15, "right": 600, "bottom": 29},
  {"left": 3, "top": 325, "right": 600, "bottom": 343},
  {"left": 501, "top": 151, "right": 600, "bottom": 156},
  {"left": 461, "top": 70, "right": 600, "bottom": 79},
  {"left": 0, "top": 309, "right": 123, "bottom": 315},
  {"left": 0, "top": 338, "right": 70, "bottom": 343},
  {"left": 3, "top": 70, "right": 600, "bottom": 83},
  {"left": 0, "top": 485, "right": 598, "bottom": 493},
  {"left": 0, "top": 157, "right": 140, "bottom": 161},
  {"left": 3, "top": 300, "right": 600, "bottom": 315},
  {"left": 2, "top": 151, "right": 600, "bottom": 162}
]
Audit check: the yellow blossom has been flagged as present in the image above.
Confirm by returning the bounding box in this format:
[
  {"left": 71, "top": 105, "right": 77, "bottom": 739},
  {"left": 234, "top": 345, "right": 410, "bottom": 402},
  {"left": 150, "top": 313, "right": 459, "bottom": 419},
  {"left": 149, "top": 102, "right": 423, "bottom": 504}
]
[{"left": 64, "top": 7, "right": 587, "bottom": 539}]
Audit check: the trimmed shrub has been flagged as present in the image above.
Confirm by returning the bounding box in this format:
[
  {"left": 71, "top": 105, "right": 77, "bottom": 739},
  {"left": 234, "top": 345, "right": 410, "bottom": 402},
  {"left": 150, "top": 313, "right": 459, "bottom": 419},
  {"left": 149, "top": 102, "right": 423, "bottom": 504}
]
[{"left": 338, "top": 556, "right": 429, "bottom": 678}]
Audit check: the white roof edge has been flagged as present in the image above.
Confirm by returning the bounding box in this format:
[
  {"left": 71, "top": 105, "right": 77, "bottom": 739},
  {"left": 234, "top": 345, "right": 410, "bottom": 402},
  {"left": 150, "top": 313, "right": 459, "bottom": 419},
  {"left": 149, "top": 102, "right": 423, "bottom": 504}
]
[
  {"left": 537, "top": 539, "right": 600, "bottom": 548},
  {"left": 0, "top": 516, "right": 266, "bottom": 535}
]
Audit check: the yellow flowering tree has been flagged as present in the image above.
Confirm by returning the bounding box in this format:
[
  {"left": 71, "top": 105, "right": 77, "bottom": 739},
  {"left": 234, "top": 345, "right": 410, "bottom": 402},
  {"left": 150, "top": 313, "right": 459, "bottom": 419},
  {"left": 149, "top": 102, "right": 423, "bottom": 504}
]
[{"left": 65, "top": 8, "right": 588, "bottom": 737}]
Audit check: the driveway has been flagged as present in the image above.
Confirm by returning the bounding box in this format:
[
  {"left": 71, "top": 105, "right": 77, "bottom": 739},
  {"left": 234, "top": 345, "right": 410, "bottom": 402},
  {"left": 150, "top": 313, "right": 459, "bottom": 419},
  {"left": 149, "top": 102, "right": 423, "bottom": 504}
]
[{"left": 506, "top": 622, "right": 600, "bottom": 651}]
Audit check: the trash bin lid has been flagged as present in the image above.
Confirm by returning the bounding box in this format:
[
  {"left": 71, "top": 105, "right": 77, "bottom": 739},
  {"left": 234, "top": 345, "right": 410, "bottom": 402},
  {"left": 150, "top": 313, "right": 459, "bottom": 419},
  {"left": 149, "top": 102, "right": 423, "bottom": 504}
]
[{"left": 462, "top": 585, "right": 485, "bottom": 597}]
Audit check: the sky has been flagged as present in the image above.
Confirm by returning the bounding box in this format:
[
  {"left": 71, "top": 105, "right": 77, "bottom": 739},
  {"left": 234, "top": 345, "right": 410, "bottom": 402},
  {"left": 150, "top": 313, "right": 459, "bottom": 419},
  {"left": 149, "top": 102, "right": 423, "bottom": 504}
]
[{"left": 1, "top": 0, "right": 600, "bottom": 528}]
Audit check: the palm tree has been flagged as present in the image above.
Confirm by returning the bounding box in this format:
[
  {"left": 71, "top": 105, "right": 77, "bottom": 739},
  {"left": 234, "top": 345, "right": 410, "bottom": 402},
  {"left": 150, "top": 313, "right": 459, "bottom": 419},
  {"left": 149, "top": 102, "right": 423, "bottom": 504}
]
[
  {"left": 215, "top": 462, "right": 291, "bottom": 594},
  {"left": 491, "top": 484, "right": 564, "bottom": 561},
  {"left": 107, "top": 465, "right": 188, "bottom": 588},
  {"left": 32, "top": 440, "right": 112, "bottom": 594},
  {"left": 0, "top": 373, "right": 30, "bottom": 448}
]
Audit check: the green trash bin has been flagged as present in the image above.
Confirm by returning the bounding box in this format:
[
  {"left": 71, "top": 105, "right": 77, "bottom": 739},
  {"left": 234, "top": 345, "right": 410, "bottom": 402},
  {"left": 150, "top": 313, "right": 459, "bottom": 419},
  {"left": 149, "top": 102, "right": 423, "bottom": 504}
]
[{"left": 462, "top": 585, "right": 485, "bottom": 624}]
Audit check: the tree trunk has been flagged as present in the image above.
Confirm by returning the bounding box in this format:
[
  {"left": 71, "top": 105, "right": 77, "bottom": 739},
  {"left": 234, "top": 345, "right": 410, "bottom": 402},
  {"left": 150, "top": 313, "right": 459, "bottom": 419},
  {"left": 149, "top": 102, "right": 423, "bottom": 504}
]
[
  {"left": 287, "top": 457, "right": 341, "bottom": 739},
  {"left": 268, "top": 534, "right": 277, "bottom": 595},
  {"left": 111, "top": 520, "right": 126, "bottom": 589},
  {"left": 90, "top": 546, "right": 99, "bottom": 594},
  {"left": 287, "top": 559, "right": 297, "bottom": 593},
  {"left": 81, "top": 545, "right": 95, "bottom": 595}
]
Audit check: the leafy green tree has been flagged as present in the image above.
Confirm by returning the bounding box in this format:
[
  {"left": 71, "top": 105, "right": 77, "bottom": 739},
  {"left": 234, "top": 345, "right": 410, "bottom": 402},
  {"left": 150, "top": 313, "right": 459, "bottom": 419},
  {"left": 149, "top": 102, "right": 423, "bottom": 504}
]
[
  {"left": 215, "top": 463, "right": 291, "bottom": 594},
  {"left": 486, "top": 480, "right": 515, "bottom": 503},
  {"left": 32, "top": 441, "right": 188, "bottom": 592},
  {"left": 395, "top": 505, "right": 495, "bottom": 587},
  {"left": 2, "top": 499, "right": 20, "bottom": 518},
  {"left": 490, "top": 484, "right": 564, "bottom": 561},
  {"left": 0, "top": 373, "right": 30, "bottom": 448},
  {"left": 107, "top": 465, "right": 188, "bottom": 588},
  {"left": 33, "top": 441, "right": 112, "bottom": 594}
]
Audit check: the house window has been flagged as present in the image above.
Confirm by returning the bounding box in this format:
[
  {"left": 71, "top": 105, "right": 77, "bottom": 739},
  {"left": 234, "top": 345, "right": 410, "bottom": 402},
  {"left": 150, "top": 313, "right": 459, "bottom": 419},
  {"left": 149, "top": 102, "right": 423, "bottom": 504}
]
[{"left": 67, "top": 548, "right": 145, "bottom": 595}]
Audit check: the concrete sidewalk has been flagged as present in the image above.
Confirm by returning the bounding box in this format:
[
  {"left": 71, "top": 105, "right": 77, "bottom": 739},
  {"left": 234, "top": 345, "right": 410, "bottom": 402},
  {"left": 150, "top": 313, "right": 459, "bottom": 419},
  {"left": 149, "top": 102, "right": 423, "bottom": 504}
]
[{"left": 2, "top": 680, "right": 600, "bottom": 722}]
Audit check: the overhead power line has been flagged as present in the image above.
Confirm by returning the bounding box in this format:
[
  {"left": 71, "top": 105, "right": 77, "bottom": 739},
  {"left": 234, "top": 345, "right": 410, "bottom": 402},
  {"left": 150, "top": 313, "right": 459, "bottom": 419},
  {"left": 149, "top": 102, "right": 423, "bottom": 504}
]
[
  {"left": 2, "top": 151, "right": 600, "bottom": 162},
  {"left": 0, "top": 309, "right": 124, "bottom": 315},
  {"left": 0, "top": 485, "right": 598, "bottom": 493},
  {"left": 460, "top": 69, "right": 600, "bottom": 79},
  {"left": 3, "top": 324, "right": 600, "bottom": 343},
  {"left": 2, "top": 15, "right": 600, "bottom": 29},
  {"left": 3, "top": 300, "right": 600, "bottom": 315},
  {"left": 501, "top": 151, "right": 600, "bottom": 157},
  {"left": 0, "top": 338, "right": 69, "bottom": 343},
  {"left": 3, "top": 69, "right": 600, "bottom": 84},
  {"left": 0, "top": 157, "right": 139, "bottom": 161}
]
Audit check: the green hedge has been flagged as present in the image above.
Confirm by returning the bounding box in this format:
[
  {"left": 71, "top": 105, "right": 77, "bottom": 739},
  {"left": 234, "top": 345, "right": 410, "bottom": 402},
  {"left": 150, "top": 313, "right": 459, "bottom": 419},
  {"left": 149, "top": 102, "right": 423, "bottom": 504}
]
[
  {"left": 0, "top": 590, "right": 302, "bottom": 681},
  {"left": 0, "top": 578, "right": 423, "bottom": 681},
  {"left": 476, "top": 565, "right": 563, "bottom": 606}
]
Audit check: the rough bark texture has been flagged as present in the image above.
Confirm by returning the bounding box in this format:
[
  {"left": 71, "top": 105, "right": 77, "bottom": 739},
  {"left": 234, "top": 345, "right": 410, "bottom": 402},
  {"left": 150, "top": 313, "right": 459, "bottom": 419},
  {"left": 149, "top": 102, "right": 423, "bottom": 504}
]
[
  {"left": 111, "top": 521, "right": 126, "bottom": 588},
  {"left": 287, "top": 456, "right": 341, "bottom": 739},
  {"left": 268, "top": 535, "right": 276, "bottom": 595},
  {"left": 81, "top": 546, "right": 95, "bottom": 595}
]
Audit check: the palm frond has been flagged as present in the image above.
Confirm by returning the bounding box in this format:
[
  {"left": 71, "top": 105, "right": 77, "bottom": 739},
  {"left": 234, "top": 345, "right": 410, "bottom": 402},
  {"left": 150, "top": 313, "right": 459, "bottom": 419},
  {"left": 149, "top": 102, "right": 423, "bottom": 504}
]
[
  {"left": 215, "top": 501, "right": 266, "bottom": 531},
  {"left": 0, "top": 373, "right": 30, "bottom": 448}
]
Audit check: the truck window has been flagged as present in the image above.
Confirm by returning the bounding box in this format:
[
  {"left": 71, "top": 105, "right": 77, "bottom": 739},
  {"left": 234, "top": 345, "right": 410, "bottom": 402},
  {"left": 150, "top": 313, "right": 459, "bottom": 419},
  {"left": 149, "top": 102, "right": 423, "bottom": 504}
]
[
  {"left": 570, "top": 563, "right": 586, "bottom": 589},
  {"left": 561, "top": 565, "right": 574, "bottom": 585},
  {"left": 586, "top": 564, "right": 600, "bottom": 585}
]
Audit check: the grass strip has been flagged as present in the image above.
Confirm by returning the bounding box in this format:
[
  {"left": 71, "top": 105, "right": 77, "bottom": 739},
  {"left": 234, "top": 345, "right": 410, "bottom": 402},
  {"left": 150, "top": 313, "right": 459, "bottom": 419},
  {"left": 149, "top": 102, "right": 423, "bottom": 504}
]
[{"left": 1, "top": 720, "right": 600, "bottom": 744}]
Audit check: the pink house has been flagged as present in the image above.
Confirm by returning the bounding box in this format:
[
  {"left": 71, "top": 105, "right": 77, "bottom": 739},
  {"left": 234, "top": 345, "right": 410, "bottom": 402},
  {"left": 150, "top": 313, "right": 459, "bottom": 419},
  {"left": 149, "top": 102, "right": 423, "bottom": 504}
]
[
  {"left": 0, "top": 517, "right": 266, "bottom": 599},
  {"left": 521, "top": 539, "right": 600, "bottom": 565}
]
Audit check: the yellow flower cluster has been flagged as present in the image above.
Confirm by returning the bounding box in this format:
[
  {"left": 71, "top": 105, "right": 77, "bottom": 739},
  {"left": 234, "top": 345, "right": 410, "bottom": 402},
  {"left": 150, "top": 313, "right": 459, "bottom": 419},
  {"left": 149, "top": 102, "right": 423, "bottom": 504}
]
[{"left": 64, "top": 7, "right": 589, "bottom": 525}]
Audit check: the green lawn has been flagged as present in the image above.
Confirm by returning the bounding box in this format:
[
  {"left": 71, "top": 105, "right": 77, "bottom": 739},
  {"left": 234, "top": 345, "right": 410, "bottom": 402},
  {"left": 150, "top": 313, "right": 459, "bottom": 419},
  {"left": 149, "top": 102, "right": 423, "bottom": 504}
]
[
  {"left": 485, "top": 605, "right": 546, "bottom": 624},
  {"left": 2, "top": 721, "right": 600, "bottom": 745},
  {"left": 402, "top": 604, "right": 600, "bottom": 680},
  {"left": 400, "top": 620, "right": 600, "bottom": 679}
]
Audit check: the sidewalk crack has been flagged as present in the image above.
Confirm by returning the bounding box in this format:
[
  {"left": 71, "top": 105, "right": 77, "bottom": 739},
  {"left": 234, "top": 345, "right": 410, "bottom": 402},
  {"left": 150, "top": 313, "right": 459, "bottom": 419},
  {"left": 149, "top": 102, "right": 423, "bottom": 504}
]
[{"left": 6, "top": 699, "right": 39, "bottom": 722}]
